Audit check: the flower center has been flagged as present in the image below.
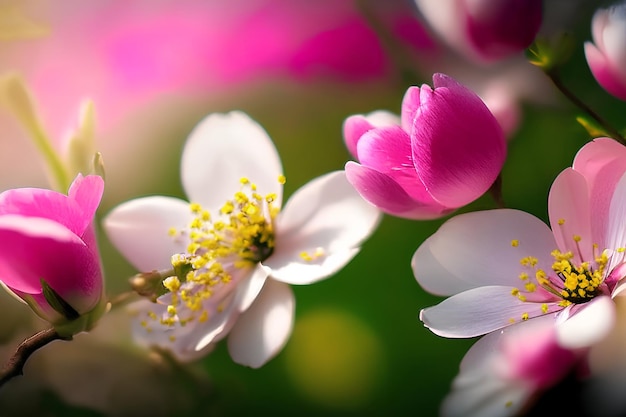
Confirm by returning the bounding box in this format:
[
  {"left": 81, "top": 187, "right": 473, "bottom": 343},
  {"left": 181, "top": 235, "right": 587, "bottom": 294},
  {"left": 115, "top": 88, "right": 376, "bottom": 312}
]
[{"left": 140, "top": 176, "right": 284, "bottom": 334}]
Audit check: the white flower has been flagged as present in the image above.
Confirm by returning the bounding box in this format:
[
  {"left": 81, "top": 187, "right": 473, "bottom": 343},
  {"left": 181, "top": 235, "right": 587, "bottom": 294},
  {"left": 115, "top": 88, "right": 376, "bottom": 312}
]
[{"left": 104, "top": 111, "right": 381, "bottom": 367}]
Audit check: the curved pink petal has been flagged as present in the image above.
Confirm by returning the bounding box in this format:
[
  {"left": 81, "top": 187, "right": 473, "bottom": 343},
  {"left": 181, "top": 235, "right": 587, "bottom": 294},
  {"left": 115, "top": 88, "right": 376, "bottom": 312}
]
[
  {"left": 420, "top": 286, "right": 551, "bottom": 338},
  {"left": 401, "top": 86, "right": 420, "bottom": 132},
  {"left": 585, "top": 42, "right": 626, "bottom": 101},
  {"left": 0, "top": 215, "right": 102, "bottom": 314},
  {"left": 103, "top": 196, "right": 192, "bottom": 271},
  {"left": 357, "top": 126, "right": 430, "bottom": 203},
  {"left": 607, "top": 172, "right": 626, "bottom": 272},
  {"left": 555, "top": 295, "right": 615, "bottom": 349},
  {"left": 413, "top": 209, "right": 558, "bottom": 293},
  {"left": 266, "top": 171, "right": 380, "bottom": 284},
  {"left": 572, "top": 138, "right": 626, "bottom": 246},
  {"left": 548, "top": 168, "right": 593, "bottom": 263},
  {"left": 227, "top": 279, "right": 295, "bottom": 368},
  {"left": 0, "top": 174, "right": 104, "bottom": 238},
  {"left": 412, "top": 74, "right": 505, "bottom": 207},
  {"left": 343, "top": 111, "right": 399, "bottom": 159},
  {"left": 345, "top": 161, "right": 449, "bottom": 219},
  {"left": 180, "top": 111, "right": 283, "bottom": 210},
  {"left": 232, "top": 264, "right": 270, "bottom": 313}
]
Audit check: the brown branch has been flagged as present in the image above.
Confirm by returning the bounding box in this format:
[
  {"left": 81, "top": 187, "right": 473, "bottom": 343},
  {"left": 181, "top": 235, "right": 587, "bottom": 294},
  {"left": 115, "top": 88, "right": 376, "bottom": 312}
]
[{"left": 0, "top": 328, "right": 69, "bottom": 388}]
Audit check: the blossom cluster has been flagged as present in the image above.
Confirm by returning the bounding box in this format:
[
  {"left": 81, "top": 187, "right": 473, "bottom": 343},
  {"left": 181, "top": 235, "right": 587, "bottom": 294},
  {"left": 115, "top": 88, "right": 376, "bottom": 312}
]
[{"left": 2, "top": 1, "right": 626, "bottom": 416}]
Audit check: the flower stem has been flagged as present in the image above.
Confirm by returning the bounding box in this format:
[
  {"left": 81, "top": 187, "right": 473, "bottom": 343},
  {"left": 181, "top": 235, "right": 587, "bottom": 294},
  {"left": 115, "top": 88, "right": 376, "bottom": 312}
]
[
  {"left": 546, "top": 69, "right": 626, "bottom": 145},
  {"left": 0, "top": 328, "right": 70, "bottom": 388}
]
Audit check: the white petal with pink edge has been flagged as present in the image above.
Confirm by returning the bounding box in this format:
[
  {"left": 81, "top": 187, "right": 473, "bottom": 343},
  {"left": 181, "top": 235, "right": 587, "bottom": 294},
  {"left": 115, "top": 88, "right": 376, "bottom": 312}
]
[
  {"left": 413, "top": 209, "right": 557, "bottom": 292},
  {"left": 556, "top": 295, "right": 616, "bottom": 349},
  {"left": 420, "top": 286, "right": 550, "bottom": 338}
]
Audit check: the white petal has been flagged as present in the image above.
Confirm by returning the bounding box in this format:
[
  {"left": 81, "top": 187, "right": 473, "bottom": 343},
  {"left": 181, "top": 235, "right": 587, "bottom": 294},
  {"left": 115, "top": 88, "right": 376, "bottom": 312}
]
[
  {"left": 232, "top": 264, "right": 270, "bottom": 313},
  {"left": 556, "top": 296, "right": 616, "bottom": 349},
  {"left": 420, "top": 286, "right": 549, "bottom": 338},
  {"left": 413, "top": 209, "right": 556, "bottom": 294},
  {"left": 180, "top": 111, "right": 283, "bottom": 210},
  {"left": 266, "top": 171, "right": 381, "bottom": 284},
  {"left": 227, "top": 280, "right": 295, "bottom": 368},
  {"left": 103, "top": 196, "right": 192, "bottom": 271},
  {"left": 266, "top": 248, "right": 360, "bottom": 285}
]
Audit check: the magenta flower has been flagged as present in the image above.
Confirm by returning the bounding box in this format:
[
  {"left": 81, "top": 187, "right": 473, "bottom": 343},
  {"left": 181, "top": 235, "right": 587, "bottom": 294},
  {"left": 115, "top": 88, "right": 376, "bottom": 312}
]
[
  {"left": 0, "top": 174, "right": 106, "bottom": 336},
  {"left": 344, "top": 73, "right": 506, "bottom": 220},
  {"left": 414, "top": 138, "right": 626, "bottom": 350},
  {"left": 584, "top": 3, "right": 626, "bottom": 101},
  {"left": 415, "top": 0, "right": 543, "bottom": 63}
]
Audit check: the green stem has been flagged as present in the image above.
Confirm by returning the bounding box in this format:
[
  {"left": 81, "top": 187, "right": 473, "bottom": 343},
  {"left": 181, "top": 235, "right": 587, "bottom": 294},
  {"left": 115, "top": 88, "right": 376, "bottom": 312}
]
[
  {"left": 22, "top": 118, "right": 70, "bottom": 192},
  {"left": 546, "top": 69, "right": 626, "bottom": 145}
]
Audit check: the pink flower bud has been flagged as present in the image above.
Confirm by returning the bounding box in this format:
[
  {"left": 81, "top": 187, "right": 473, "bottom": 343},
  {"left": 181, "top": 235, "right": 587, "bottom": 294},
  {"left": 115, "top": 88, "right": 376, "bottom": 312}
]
[
  {"left": 416, "top": 0, "right": 543, "bottom": 62},
  {"left": 344, "top": 73, "right": 506, "bottom": 219},
  {"left": 0, "top": 174, "right": 105, "bottom": 335},
  {"left": 585, "top": 3, "right": 626, "bottom": 100}
]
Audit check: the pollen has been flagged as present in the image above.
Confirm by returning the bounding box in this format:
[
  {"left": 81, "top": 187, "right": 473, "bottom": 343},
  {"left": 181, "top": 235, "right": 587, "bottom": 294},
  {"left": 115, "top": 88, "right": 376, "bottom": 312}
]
[
  {"left": 157, "top": 175, "right": 285, "bottom": 330},
  {"left": 511, "top": 239, "right": 519, "bottom": 247}
]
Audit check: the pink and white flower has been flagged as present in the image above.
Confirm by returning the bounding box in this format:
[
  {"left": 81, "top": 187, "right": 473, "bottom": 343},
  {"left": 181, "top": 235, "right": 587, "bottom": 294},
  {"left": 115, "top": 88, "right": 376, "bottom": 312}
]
[
  {"left": 584, "top": 2, "right": 626, "bottom": 101},
  {"left": 441, "top": 315, "right": 582, "bottom": 417},
  {"left": 415, "top": 0, "right": 543, "bottom": 63},
  {"left": 413, "top": 138, "right": 626, "bottom": 349},
  {"left": 103, "top": 111, "right": 381, "bottom": 367},
  {"left": 343, "top": 73, "right": 506, "bottom": 220},
  {"left": 0, "top": 174, "right": 106, "bottom": 336}
]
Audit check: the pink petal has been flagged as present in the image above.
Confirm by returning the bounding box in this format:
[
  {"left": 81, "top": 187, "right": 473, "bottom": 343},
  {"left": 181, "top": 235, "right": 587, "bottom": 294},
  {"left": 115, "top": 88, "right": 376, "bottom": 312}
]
[
  {"left": 227, "top": 279, "right": 295, "bottom": 368},
  {"left": 180, "top": 111, "right": 283, "bottom": 210},
  {"left": 548, "top": 168, "right": 593, "bottom": 263},
  {"left": 420, "top": 285, "right": 551, "bottom": 338},
  {"left": 607, "top": 172, "right": 626, "bottom": 272},
  {"left": 556, "top": 296, "right": 615, "bottom": 349},
  {"left": 401, "top": 86, "right": 420, "bottom": 132},
  {"left": 0, "top": 174, "right": 104, "bottom": 238},
  {"left": 357, "top": 125, "right": 432, "bottom": 203},
  {"left": 572, "top": 138, "right": 626, "bottom": 246},
  {"left": 412, "top": 74, "right": 506, "bottom": 207},
  {"left": 585, "top": 42, "right": 626, "bottom": 100},
  {"left": 0, "top": 215, "right": 102, "bottom": 314},
  {"left": 345, "top": 161, "right": 449, "bottom": 219},
  {"left": 343, "top": 111, "right": 399, "bottom": 159},
  {"left": 413, "top": 209, "right": 558, "bottom": 295}
]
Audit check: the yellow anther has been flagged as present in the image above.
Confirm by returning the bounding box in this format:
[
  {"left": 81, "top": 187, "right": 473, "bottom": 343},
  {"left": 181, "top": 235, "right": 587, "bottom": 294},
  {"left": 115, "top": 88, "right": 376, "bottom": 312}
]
[
  {"left": 521, "top": 313, "right": 529, "bottom": 321},
  {"left": 519, "top": 272, "right": 529, "bottom": 281},
  {"left": 278, "top": 175, "right": 286, "bottom": 184},
  {"left": 168, "top": 227, "right": 177, "bottom": 236},
  {"left": 511, "top": 288, "right": 520, "bottom": 296},
  {"left": 167, "top": 305, "right": 177, "bottom": 316},
  {"left": 558, "top": 219, "right": 565, "bottom": 225},
  {"left": 163, "top": 276, "right": 181, "bottom": 292},
  {"left": 511, "top": 239, "right": 519, "bottom": 247},
  {"left": 541, "top": 303, "right": 548, "bottom": 314},
  {"left": 240, "top": 177, "right": 250, "bottom": 184},
  {"left": 573, "top": 235, "right": 581, "bottom": 242}
]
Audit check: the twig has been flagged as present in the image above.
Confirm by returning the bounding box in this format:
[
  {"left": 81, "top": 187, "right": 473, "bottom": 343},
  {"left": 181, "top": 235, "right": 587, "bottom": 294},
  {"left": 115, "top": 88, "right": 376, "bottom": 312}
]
[
  {"left": 0, "top": 328, "right": 69, "bottom": 388},
  {"left": 545, "top": 69, "right": 626, "bottom": 145}
]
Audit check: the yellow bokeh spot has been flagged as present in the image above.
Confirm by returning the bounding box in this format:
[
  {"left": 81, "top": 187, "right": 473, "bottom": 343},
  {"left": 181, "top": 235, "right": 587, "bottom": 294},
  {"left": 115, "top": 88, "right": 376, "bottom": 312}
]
[{"left": 284, "top": 309, "right": 385, "bottom": 410}]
